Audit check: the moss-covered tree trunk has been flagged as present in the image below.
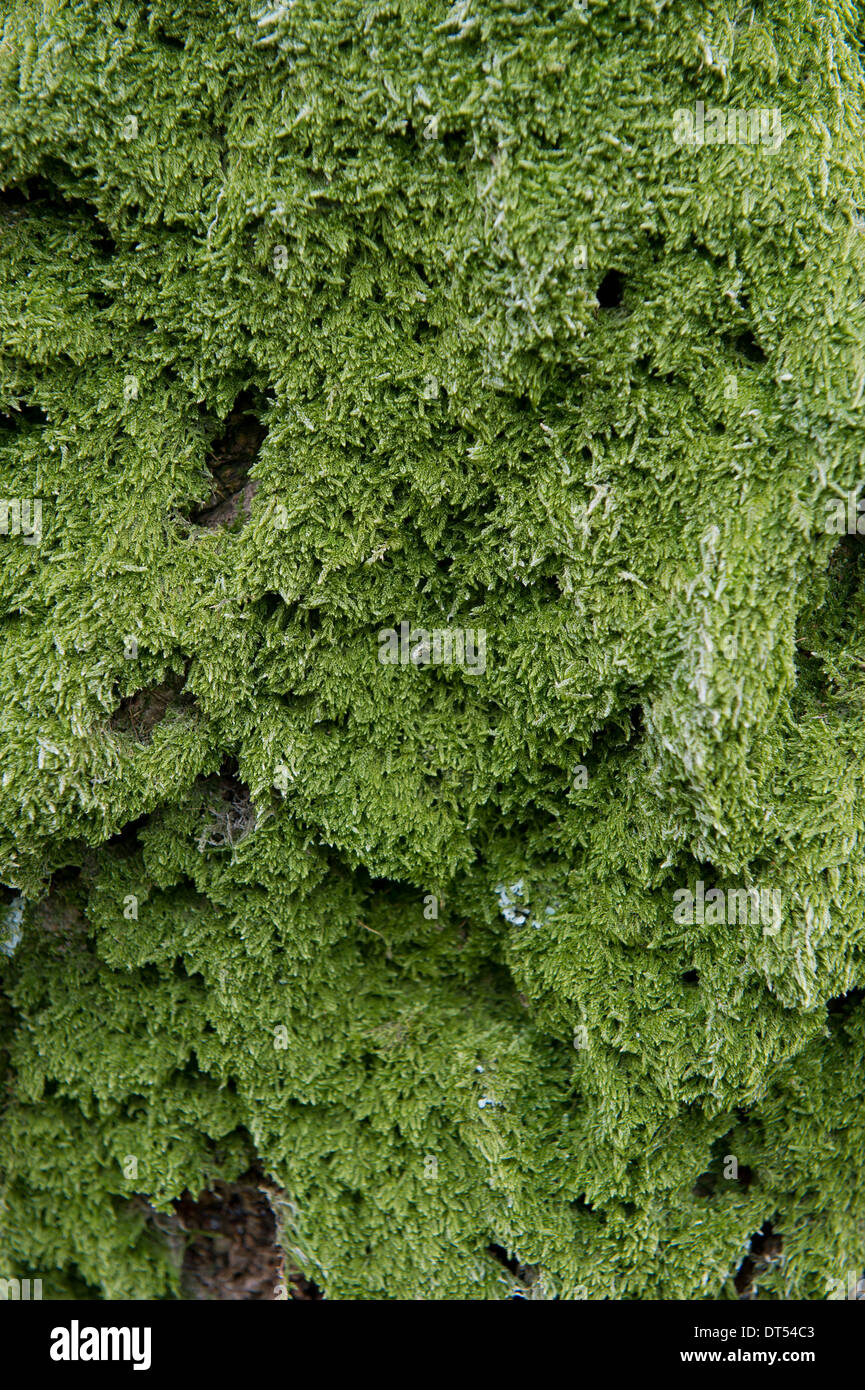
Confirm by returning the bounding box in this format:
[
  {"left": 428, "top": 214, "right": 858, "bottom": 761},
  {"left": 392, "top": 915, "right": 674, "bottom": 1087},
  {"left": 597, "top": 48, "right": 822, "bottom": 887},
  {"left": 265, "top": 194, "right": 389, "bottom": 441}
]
[{"left": 1, "top": 0, "right": 865, "bottom": 1300}]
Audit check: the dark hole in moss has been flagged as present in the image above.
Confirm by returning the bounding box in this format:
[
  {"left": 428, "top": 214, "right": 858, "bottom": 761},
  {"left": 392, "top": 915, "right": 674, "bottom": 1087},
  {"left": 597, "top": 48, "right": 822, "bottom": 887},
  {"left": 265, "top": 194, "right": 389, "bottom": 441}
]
[
  {"left": 487, "top": 1242, "right": 538, "bottom": 1295},
  {"left": 596, "top": 269, "right": 625, "bottom": 309},
  {"left": 713, "top": 419, "right": 726, "bottom": 434},
  {"left": 733, "top": 330, "right": 766, "bottom": 364},
  {"left": 182, "top": 1048, "right": 202, "bottom": 1079},
  {"left": 171, "top": 1178, "right": 319, "bottom": 1300},
  {"left": 190, "top": 390, "right": 268, "bottom": 530},
  {"left": 289, "top": 1271, "right": 323, "bottom": 1300},
  {"left": 218, "top": 754, "right": 243, "bottom": 782},
  {"left": 593, "top": 705, "right": 644, "bottom": 751},
  {"left": 693, "top": 1142, "right": 753, "bottom": 1197},
  {"left": 33, "top": 867, "right": 88, "bottom": 949},
  {"left": 258, "top": 591, "right": 284, "bottom": 620},
  {"left": 110, "top": 666, "right": 195, "bottom": 744},
  {"left": 366, "top": 876, "right": 396, "bottom": 896},
  {"left": 734, "top": 1221, "right": 782, "bottom": 1298},
  {"left": 151, "top": 27, "right": 185, "bottom": 51},
  {"left": 47, "top": 864, "right": 81, "bottom": 890},
  {"left": 440, "top": 130, "right": 467, "bottom": 161},
  {"left": 793, "top": 533, "right": 865, "bottom": 716},
  {"left": 682, "top": 969, "right": 699, "bottom": 986},
  {"left": 102, "top": 812, "right": 150, "bottom": 855},
  {"left": 51, "top": 1262, "right": 103, "bottom": 1300},
  {"left": 487, "top": 1242, "right": 520, "bottom": 1275},
  {"left": 827, "top": 987, "right": 865, "bottom": 1016},
  {"left": 259, "top": 596, "right": 297, "bottom": 636},
  {"left": 0, "top": 175, "right": 117, "bottom": 256},
  {"left": 0, "top": 183, "right": 36, "bottom": 209},
  {"left": 172, "top": 957, "right": 204, "bottom": 983},
  {"left": 194, "top": 763, "right": 256, "bottom": 851},
  {"left": 276, "top": 692, "right": 317, "bottom": 717},
  {"left": 0, "top": 400, "right": 47, "bottom": 429},
  {"left": 575, "top": 705, "right": 644, "bottom": 783}
]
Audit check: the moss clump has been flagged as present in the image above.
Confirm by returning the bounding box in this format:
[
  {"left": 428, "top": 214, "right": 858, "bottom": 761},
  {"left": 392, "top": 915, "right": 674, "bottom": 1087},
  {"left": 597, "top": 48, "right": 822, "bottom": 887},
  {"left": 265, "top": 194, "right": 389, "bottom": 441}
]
[{"left": 2, "top": 0, "right": 865, "bottom": 1299}]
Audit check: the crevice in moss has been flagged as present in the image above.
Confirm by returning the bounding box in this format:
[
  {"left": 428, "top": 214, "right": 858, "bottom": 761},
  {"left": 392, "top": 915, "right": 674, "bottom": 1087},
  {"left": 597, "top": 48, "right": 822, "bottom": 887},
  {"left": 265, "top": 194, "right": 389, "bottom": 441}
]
[
  {"left": 31, "top": 866, "right": 90, "bottom": 955},
  {"left": 0, "top": 173, "right": 117, "bottom": 257},
  {"left": 487, "top": 1241, "right": 538, "bottom": 1295},
  {"left": 585, "top": 704, "right": 645, "bottom": 759},
  {"left": 102, "top": 812, "right": 150, "bottom": 856},
  {"left": 732, "top": 329, "right": 766, "bottom": 364},
  {"left": 692, "top": 1136, "right": 754, "bottom": 1198},
  {"left": 190, "top": 390, "right": 269, "bottom": 531},
  {"left": 194, "top": 763, "right": 256, "bottom": 851},
  {"left": 734, "top": 1221, "right": 783, "bottom": 1299},
  {"left": 167, "top": 1177, "right": 319, "bottom": 1300},
  {"left": 595, "top": 268, "right": 626, "bottom": 310},
  {"left": 793, "top": 532, "right": 865, "bottom": 718},
  {"left": 257, "top": 590, "right": 284, "bottom": 620},
  {"left": 826, "top": 987, "right": 865, "bottom": 1017},
  {"left": 109, "top": 666, "right": 196, "bottom": 744},
  {"left": 0, "top": 400, "right": 47, "bottom": 430}
]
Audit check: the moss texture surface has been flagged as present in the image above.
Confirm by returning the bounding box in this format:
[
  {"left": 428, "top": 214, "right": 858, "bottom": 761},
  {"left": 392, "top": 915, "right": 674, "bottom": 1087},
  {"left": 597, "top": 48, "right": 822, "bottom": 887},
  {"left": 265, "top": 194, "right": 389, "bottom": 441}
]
[{"left": 2, "top": 0, "right": 865, "bottom": 1299}]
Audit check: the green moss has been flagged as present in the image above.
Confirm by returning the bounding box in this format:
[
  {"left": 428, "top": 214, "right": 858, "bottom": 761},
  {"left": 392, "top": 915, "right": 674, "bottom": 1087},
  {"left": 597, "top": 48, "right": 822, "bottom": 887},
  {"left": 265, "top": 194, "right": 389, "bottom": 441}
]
[{"left": 2, "top": 0, "right": 865, "bottom": 1299}]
